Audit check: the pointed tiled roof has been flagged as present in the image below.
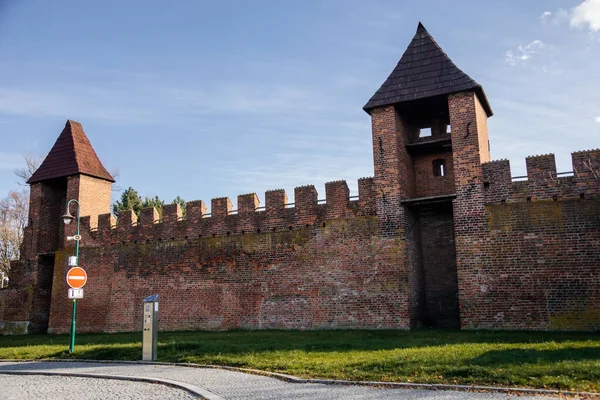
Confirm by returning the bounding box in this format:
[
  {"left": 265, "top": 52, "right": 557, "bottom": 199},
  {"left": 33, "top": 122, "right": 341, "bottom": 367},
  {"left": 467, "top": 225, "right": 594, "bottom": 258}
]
[
  {"left": 27, "top": 120, "right": 115, "bottom": 184},
  {"left": 363, "top": 22, "right": 492, "bottom": 116}
]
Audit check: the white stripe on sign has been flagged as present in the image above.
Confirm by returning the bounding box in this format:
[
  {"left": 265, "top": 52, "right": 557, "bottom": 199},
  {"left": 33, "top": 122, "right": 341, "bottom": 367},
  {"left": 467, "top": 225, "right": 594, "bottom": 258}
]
[{"left": 69, "top": 276, "right": 85, "bottom": 280}]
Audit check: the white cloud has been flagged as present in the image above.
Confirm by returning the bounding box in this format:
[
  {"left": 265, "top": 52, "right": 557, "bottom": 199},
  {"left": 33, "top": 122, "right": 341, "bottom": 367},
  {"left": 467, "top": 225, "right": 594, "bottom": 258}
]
[
  {"left": 505, "top": 40, "right": 545, "bottom": 66},
  {"left": 595, "top": 116, "right": 600, "bottom": 123},
  {"left": 540, "top": 11, "right": 552, "bottom": 21},
  {"left": 540, "top": 9, "right": 570, "bottom": 25},
  {"left": 570, "top": 0, "right": 600, "bottom": 31},
  {"left": 544, "top": 1, "right": 600, "bottom": 32}
]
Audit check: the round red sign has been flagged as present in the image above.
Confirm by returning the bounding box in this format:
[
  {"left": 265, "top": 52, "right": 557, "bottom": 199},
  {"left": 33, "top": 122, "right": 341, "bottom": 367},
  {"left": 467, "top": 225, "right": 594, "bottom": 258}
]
[{"left": 66, "top": 267, "right": 87, "bottom": 289}]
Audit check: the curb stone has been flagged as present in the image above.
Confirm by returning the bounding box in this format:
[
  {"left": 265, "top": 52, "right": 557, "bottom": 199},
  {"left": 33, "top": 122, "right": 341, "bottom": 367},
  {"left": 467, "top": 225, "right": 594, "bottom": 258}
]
[
  {"left": 0, "top": 359, "right": 597, "bottom": 399},
  {"left": 0, "top": 369, "right": 225, "bottom": 400}
]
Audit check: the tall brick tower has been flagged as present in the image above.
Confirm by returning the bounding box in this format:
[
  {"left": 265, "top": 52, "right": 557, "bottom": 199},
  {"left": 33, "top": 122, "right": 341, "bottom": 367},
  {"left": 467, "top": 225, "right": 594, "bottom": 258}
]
[
  {"left": 364, "top": 23, "right": 493, "bottom": 328},
  {"left": 1, "top": 120, "right": 114, "bottom": 333}
]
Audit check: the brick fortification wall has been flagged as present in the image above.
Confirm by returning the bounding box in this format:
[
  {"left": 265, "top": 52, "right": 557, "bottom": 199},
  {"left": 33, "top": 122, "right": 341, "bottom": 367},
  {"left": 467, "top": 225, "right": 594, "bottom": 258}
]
[
  {"left": 0, "top": 257, "right": 54, "bottom": 334},
  {"left": 0, "top": 178, "right": 65, "bottom": 334},
  {"left": 2, "top": 142, "right": 598, "bottom": 334},
  {"left": 42, "top": 111, "right": 598, "bottom": 333},
  {"left": 46, "top": 179, "right": 413, "bottom": 333},
  {"left": 2, "top": 90, "right": 599, "bottom": 334},
  {"left": 2, "top": 119, "right": 598, "bottom": 335},
  {"left": 459, "top": 150, "right": 600, "bottom": 330}
]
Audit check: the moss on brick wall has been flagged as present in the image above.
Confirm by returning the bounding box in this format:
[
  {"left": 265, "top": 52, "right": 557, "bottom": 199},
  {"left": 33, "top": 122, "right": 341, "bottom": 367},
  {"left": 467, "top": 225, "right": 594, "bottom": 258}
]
[
  {"left": 48, "top": 216, "right": 410, "bottom": 334},
  {"left": 459, "top": 198, "right": 600, "bottom": 331}
]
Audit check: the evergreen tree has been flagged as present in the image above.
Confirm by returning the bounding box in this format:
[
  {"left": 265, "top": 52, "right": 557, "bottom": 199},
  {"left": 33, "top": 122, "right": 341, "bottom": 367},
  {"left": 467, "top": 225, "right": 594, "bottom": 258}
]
[
  {"left": 172, "top": 196, "right": 186, "bottom": 217},
  {"left": 113, "top": 189, "right": 187, "bottom": 220},
  {"left": 142, "top": 195, "right": 165, "bottom": 218},
  {"left": 112, "top": 187, "right": 143, "bottom": 217}
]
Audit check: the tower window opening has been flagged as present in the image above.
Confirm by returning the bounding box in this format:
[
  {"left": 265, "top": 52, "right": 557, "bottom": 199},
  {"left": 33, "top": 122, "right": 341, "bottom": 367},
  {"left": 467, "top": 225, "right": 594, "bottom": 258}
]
[
  {"left": 433, "top": 159, "right": 446, "bottom": 177},
  {"left": 446, "top": 124, "right": 452, "bottom": 133},
  {"left": 419, "top": 127, "right": 432, "bottom": 137}
]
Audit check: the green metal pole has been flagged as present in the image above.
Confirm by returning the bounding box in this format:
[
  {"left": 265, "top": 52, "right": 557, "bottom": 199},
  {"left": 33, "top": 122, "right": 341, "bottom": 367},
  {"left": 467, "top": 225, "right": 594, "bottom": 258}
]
[
  {"left": 69, "top": 299, "right": 76, "bottom": 353},
  {"left": 67, "top": 199, "right": 80, "bottom": 354}
]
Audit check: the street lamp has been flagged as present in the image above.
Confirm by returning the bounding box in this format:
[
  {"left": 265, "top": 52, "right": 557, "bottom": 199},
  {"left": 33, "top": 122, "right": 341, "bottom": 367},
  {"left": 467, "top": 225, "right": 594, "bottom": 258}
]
[{"left": 61, "top": 199, "right": 80, "bottom": 353}]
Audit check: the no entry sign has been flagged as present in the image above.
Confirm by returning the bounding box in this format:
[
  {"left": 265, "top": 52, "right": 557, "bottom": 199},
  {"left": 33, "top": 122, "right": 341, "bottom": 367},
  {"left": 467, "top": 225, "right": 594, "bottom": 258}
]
[{"left": 66, "top": 267, "right": 87, "bottom": 289}]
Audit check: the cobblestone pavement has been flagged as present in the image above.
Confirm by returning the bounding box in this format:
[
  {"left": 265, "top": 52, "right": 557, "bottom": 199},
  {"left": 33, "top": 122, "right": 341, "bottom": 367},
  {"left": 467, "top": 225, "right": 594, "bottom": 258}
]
[
  {"left": 0, "top": 361, "right": 567, "bottom": 400},
  {"left": 0, "top": 374, "right": 198, "bottom": 400}
]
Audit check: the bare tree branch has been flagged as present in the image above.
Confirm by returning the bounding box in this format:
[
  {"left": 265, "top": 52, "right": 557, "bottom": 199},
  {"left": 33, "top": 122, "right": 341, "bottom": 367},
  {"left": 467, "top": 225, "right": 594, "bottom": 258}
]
[
  {"left": 109, "top": 166, "right": 123, "bottom": 192},
  {"left": 574, "top": 158, "right": 600, "bottom": 180},
  {"left": 0, "top": 189, "right": 28, "bottom": 276},
  {"left": 13, "top": 154, "right": 42, "bottom": 185}
]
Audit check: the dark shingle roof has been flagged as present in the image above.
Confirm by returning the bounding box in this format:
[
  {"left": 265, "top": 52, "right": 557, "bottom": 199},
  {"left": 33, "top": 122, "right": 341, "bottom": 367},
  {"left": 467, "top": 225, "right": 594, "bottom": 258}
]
[
  {"left": 27, "top": 120, "right": 115, "bottom": 184},
  {"left": 363, "top": 22, "right": 492, "bottom": 116}
]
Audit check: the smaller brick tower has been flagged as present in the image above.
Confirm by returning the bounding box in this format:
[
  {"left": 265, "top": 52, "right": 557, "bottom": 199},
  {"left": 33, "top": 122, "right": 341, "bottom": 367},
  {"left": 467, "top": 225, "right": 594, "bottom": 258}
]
[
  {"left": 25, "top": 120, "right": 114, "bottom": 251},
  {"left": 364, "top": 23, "right": 493, "bottom": 328},
  {"left": 0, "top": 120, "right": 113, "bottom": 334}
]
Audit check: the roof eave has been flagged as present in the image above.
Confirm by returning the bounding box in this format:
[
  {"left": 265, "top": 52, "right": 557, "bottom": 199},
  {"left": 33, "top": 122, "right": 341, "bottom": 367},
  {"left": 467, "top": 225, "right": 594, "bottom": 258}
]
[
  {"left": 27, "top": 171, "right": 115, "bottom": 185},
  {"left": 363, "top": 86, "right": 493, "bottom": 117},
  {"left": 474, "top": 86, "right": 493, "bottom": 117}
]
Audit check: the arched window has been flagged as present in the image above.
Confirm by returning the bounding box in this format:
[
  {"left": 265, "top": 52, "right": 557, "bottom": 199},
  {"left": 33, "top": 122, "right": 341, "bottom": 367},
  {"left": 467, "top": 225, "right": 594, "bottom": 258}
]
[{"left": 433, "top": 159, "right": 445, "bottom": 177}]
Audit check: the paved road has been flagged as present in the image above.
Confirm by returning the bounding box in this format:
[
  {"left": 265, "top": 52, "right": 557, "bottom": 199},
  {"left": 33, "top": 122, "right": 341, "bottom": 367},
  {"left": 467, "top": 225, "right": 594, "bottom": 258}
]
[
  {"left": 0, "top": 374, "right": 198, "bottom": 400},
  {"left": 0, "top": 361, "right": 568, "bottom": 400}
]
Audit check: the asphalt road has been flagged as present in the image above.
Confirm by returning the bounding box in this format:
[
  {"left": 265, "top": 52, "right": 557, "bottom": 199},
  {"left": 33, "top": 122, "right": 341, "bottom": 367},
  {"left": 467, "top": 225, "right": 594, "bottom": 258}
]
[
  {"left": 0, "top": 374, "right": 198, "bottom": 400},
  {"left": 0, "top": 361, "right": 568, "bottom": 400}
]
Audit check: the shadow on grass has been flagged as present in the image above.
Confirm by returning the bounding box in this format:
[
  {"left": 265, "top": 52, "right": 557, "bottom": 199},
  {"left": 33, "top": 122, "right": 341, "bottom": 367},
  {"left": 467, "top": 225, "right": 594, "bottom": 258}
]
[
  {"left": 470, "top": 346, "right": 600, "bottom": 366},
  {"left": 341, "top": 346, "right": 600, "bottom": 391},
  {"left": 71, "top": 346, "right": 141, "bottom": 361},
  {"left": 1, "top": 329, "right": 599, "bottom": 356}
]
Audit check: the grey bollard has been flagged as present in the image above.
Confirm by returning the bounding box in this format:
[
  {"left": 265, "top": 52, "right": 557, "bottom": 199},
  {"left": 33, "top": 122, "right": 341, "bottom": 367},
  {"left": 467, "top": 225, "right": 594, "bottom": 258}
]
[{"left": 142, "top": 294, "right": 159, "bottom": 361}]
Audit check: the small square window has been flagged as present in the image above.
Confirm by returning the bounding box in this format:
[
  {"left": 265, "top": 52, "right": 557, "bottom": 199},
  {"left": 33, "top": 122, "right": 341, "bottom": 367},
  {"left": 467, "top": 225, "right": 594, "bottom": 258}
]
[
  {"left": 419, "top": 128, "right": 432, "bottom": 137},
  {"left": 433, "top": 159, "right": 445, "bottom": 177}
]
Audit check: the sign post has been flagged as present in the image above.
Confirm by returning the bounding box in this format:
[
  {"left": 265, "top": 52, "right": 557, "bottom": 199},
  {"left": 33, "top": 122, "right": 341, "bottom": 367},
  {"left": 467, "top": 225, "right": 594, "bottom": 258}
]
[
  {"left": 61, "top": 198, "right": 84, "bottom": 354},
  {"left": 66, "top": 266, "right": 87, "bottom": 353}
]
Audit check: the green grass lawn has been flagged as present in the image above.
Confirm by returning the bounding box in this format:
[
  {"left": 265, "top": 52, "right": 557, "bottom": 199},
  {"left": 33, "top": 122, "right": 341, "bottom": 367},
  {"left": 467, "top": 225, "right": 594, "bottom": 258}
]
[{"left": 0, "top": 330, "right": 598, "bottom": 392}]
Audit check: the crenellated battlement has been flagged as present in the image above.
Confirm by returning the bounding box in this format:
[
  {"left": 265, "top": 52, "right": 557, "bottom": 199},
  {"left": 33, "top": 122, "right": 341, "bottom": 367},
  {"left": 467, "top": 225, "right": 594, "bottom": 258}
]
[
  {"left": 483, "top": 150, "right": 600, "bottom": 203},
  {"left": 75, "top": 178, "right": 376, "bottom": 247}
]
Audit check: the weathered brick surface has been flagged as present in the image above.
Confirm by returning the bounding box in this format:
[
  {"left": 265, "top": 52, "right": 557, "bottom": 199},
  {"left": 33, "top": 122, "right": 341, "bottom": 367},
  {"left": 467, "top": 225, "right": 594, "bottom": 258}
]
[
  {"left": 24, "top": 180, "right": 66, "bottom": 258},
  {"left": 460, "top": 199, "right": 600, "bottom": 330},
  {"left": 69, "top": 175, "right": 112, "bottom": 229},
  {"left": 420, "top": 207, "right": 459, "bottom": 328},
  {"left": 0, "top": 256, "right": 54, "bottom": 332},
  {"left": 413, "top": 152, "right": 455, "bottom": 198},
  {"left": 468, "top": 149, "right": 600, "bottom": 330},
  {"left": 370, "top": 105, "right": 416, "bottom": 202},
  {"left": 483, "top": 150, "right": 600, "bottom": 203},
  {"left": 448, "top": 92, "right": 490, "bottom": 330},
  {"left": 404, "top": 206, "right": 423, "bottom": 328},
  {"left": 475, "top": 93, "right": 491, "bottom": 163},
  {"left": 369, "top": 106, "right": 417, "bottom": 326},
  {"left": 47, "top": 217, "right": 407, "bottom": 333}
]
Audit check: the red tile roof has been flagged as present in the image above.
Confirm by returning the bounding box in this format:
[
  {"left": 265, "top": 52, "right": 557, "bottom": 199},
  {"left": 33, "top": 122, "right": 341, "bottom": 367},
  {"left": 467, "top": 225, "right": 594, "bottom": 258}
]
[
  {"left": 364, "top": 23, "right": 492, "bottom": 116},
  {"left": 27, "top": 120, "right": 115, "bottom": 184}
]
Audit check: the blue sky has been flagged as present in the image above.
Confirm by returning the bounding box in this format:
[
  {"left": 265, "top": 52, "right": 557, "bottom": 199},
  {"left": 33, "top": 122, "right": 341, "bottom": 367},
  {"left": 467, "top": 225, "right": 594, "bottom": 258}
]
[{"left": 1, "top": 0, "right": 599, "bottom": 209}]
